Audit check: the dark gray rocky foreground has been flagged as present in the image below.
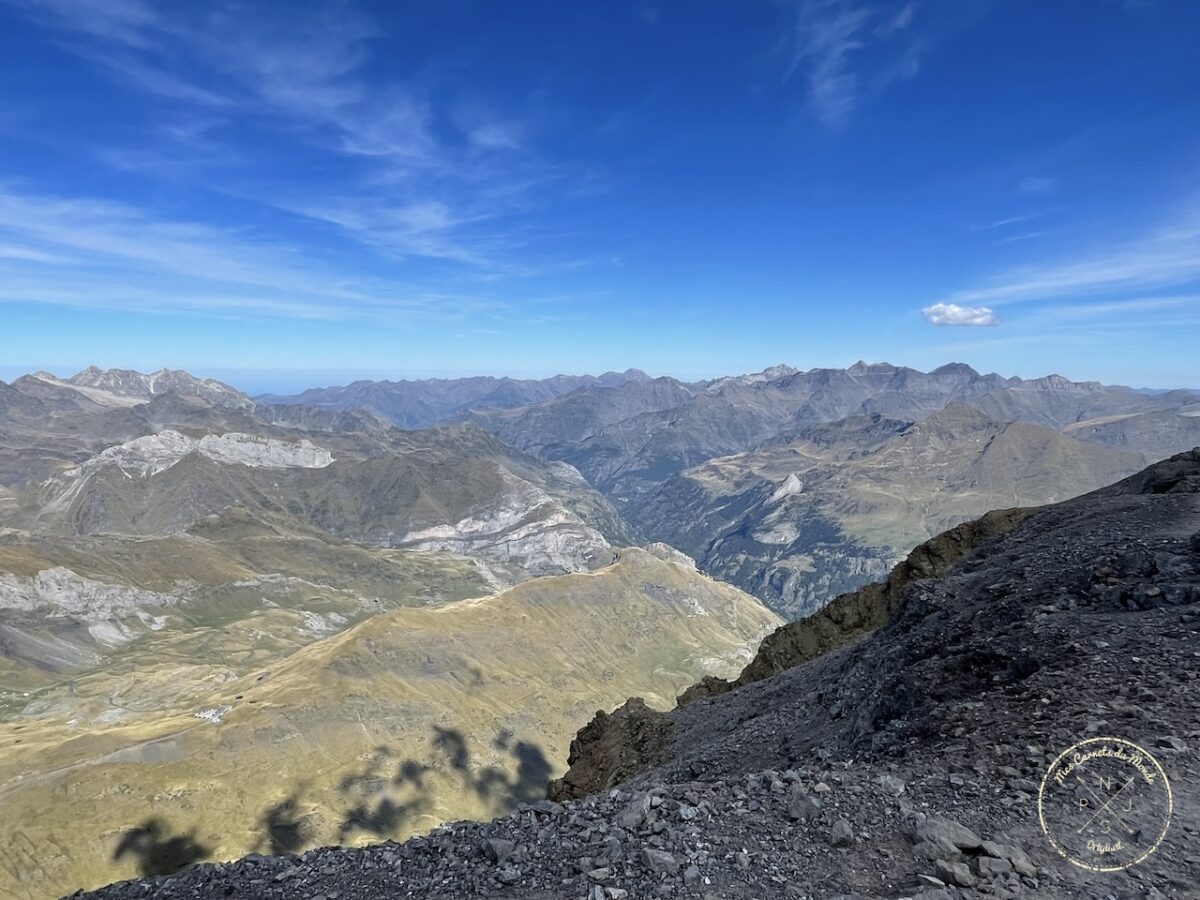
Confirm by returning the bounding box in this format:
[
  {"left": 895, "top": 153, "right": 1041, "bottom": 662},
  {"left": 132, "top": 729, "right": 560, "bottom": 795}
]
[
  {"left": 75, "top": 451, "right": 1200, "bottom": 900},
  {"left": 72, "top": 766, "right": 1060, "bottom": 900}
]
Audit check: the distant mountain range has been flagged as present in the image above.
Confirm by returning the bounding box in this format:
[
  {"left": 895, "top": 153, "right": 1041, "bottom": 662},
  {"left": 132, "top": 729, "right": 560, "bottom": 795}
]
[
  {"left": 462, "top": 361, "right": 1197, "bottom": 498},
  {"left": 257, "top": 368, "right": 653, "bottom": 430},
  {"left": 268, "top": 359, "right": 1197, "bottom": 617},
  {"left": 6, "top": 362, "right": 1198, "bottom": 621}
]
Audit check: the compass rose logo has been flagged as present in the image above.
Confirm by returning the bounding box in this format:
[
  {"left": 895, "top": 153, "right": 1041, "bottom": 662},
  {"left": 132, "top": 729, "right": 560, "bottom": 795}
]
[{"left": 1038, "top": 737, "right": 1173, "bottom": 872}]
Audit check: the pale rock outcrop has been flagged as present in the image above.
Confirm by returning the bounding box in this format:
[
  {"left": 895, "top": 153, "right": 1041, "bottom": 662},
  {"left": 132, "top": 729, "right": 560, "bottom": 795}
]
[
  {"left": 0, "top": 567, "right": 183, "bottom": 621},
  {"left": 42, "top": 431, "right": 334, "bottom": 513}
]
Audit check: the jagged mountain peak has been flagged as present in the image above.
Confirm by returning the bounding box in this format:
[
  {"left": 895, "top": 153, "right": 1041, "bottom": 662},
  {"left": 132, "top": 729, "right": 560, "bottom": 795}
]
[
  {"left": 63, "top": 365, "right": 253, "bottom": 408},
  {"left": 757, "top": 363, "right": 800, "bottom": 380},
  {"left": 846, "top": 359, "right": 899, "bottom": 375},
  {"left": 703, "top": 363, "right": 800, "bottom": 392},
  {"left": 930, "top": 361, "right": 981, "bottom": 377}
]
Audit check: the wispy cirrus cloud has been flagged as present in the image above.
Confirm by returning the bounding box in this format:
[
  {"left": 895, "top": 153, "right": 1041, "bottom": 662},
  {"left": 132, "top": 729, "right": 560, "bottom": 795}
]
[
  {"left": 991, "top": 230, "right": 1050, "bottom": 246},
  {"left": 271, "top": 196, "right": 501, "bottom": 268},
  {"left": 784, "top": 0, "right": 920, "bottom": 129},
  {"left": 0, "top": 185, "right": 326, "bottom": 295},
  {"left": 1031, "top": 295, "right": 1200, "bottom": 323},
  {"left": 921, "top": 301, "right": 1000, "bottom": 326},
  {"left": 0, "top": 183, "right": 510, "bottom": 321},
  {"left": 4, "top": 0, "right": 582, "bottom": 275},
  {"left": 17, "top": 0, "right": 379, "bottom": 120},
  {"left": 11, "top": 0, "right": 160, "bottom": 48},
  {"left": 975, "top": 208, "right": 1060, "bottom": 230},
  {"left": 974, "top": 208, "right": 1062, "bottom": 246},
  {"left": 942, "top": 205, "right": 1200, "bottom": 307},
  {"left": 0, "top": 243, "right": 68, "bottom": 263},
  {"left": 22, "top": 0, "right": 433, "bottom": 169}
]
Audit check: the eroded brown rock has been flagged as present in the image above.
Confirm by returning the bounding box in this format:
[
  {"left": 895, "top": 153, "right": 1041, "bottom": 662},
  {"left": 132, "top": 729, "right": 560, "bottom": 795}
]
[{"left": 546, "top": 698, "right": 672, "bottom": 801}]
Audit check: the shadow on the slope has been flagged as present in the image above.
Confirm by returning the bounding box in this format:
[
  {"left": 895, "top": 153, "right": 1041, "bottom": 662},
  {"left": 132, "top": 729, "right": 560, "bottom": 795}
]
[
  {"left": 258, "top": 792, "right": 316, "bottom": 856},
  {"left": 113, "top": 818, "right": 210, "bottom": 877},
  {"left": 337, "top": 745, "right": 426, "bottom": 842},
  {"left": 103, "top": 726, "right": 553, "bottom": 876},
  {"left": 332, "top": 726, "right": 553, "bottom": 842}
]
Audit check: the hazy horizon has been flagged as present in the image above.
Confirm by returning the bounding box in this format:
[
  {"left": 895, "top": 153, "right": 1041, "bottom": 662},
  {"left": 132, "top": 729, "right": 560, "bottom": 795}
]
[{"left": 3, "top": 359, "right": 1197, "bottom": 398}]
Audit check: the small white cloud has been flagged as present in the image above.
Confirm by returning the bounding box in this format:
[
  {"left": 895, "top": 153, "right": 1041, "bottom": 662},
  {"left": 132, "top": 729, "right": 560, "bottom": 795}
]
[{"left": 921, "top": 302, "right": 1000, "bottom": 326}]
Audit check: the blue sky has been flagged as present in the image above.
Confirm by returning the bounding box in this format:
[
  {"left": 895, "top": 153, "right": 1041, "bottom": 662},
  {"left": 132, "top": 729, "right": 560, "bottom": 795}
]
[{"left": 0, "top": 0, "right": 1197, "bottom": 392}]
